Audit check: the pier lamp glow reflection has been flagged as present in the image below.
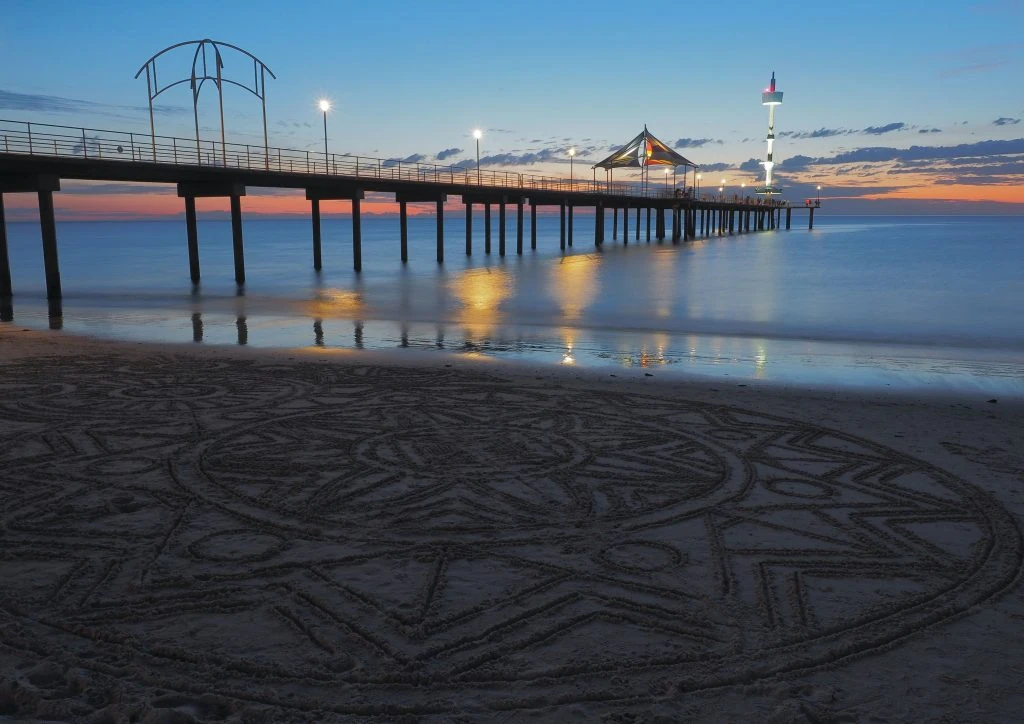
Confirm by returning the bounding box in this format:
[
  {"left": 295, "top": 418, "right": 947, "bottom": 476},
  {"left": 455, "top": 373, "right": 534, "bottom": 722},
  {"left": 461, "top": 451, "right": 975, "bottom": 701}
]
[
  {"left": 473, "top": 129, "right": 482, "bottom": 183},
  {"left": 562, "top": 344, "right": 575, "bottom": 365},
  {"left": 318, "top": 99, "right": 330, "bottom": 170}
]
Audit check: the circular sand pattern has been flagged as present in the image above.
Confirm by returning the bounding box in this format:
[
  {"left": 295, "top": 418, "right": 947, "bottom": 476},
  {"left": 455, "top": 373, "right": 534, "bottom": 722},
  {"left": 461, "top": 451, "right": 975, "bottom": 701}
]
[
  {"left": 0, "top": 356, "right": 312, "bottom": 418},
  {"left": 352, "top": 422, "right": 587, "bottom": 479},
  {"left": 188, "top": 530, "right": 286, "bottom": 563},
  {"left": 0, "top": 355, "right": 1019, "bottom": 720},
  {"left": 598, "top": 541, "right": 685, "bottom": 572},
  {"left": 764, "top": 477, "right": 835, "bottom": 499},
  {"left": 195, "top": 404, "right": 737, "bottom": 535}
]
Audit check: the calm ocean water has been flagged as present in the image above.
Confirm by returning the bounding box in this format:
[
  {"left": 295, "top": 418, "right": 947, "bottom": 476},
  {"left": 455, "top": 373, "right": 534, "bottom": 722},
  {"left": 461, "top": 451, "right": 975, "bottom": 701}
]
[{"left": 2, "top": 213, "right": 1022, "bottom": 395}]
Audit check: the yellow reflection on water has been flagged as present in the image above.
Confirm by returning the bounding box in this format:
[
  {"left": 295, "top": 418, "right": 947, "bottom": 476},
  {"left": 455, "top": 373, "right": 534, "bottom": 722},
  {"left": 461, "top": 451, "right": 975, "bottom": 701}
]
[
  {"left": 754, "top": 344, "right": 768, "bottom": 378},
  {"left": 301, "top": 289, "right": 366, "bottom": 319},
  {"left": 449, "top": 266, "right": 513, "bottom": 336},
  {"left": 752, "top": 238, "right": 779, "bottom": 323},
  {"left": 549, "top": 254, "right": 600, "bottom": 321},
  {"left": 560, "top": 330, "right": 576, "bottom": 365},
  {"left": 651, "top": 250, "right": 677, "bottom": 319}
]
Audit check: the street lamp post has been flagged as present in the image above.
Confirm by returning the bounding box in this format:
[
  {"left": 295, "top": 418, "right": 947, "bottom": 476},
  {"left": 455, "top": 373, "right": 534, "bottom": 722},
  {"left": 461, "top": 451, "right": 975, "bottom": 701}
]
[
  {"left": 741, "top": 182, "right": 746, "bottom": 200},
  {"left": 664, "top": 168, "right": 670, "bottom": 192},
  {"left": 318, "top": 99, "right": 330, "bottom": 173},
  {"left": 473, "top": 129, "right": 482, "bottom": 184},
  {"left": 568, "top": 147, "right": 576, "bottom": 190},
  {"left": 721, "top": 179, "right": 727, "bottom": 201},
  {"left": 817, "top": 185, "right": 821, "bottom": 204},
  {"left": 696, "top": 173, "right": 702, "bottom": 199}
]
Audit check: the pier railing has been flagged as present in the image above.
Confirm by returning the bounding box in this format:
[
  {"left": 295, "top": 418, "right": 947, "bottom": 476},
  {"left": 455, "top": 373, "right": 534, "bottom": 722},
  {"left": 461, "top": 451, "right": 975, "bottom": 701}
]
[{"left": 0, "top": 118, "right": 702, "bottom": 199}]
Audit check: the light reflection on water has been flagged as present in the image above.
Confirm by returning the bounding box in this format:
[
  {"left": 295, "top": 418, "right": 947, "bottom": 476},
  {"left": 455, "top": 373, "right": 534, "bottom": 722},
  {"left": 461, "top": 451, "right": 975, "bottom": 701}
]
[{"left": 2, "top": 215, "right": 1023, "bottom": 396}]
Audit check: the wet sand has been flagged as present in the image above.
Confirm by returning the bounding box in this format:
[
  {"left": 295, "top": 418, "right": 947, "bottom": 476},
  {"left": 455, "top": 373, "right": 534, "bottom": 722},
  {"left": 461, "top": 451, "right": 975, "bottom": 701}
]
[{"left": 1, "top": 324, "right": 1021, "bottom": 722}]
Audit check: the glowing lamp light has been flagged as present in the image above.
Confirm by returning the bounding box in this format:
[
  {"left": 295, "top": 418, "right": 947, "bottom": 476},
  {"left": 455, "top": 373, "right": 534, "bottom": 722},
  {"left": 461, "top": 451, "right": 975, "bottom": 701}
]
[
  {"left": 317, "top": 99, "right": 331, "bottom": 170},
  {"left": 473, "top": 129, "right": 483, "bottom": 183}
]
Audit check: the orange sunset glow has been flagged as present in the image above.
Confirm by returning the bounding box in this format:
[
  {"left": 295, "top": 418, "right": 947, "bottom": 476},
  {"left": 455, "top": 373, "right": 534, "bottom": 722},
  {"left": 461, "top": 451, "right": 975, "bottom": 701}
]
[{"left": 3, "top": 167, "right": 1021, "bottom": 222}]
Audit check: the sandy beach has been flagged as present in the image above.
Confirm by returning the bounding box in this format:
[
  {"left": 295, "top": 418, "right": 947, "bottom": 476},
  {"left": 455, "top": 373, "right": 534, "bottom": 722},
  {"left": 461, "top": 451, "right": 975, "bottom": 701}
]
[{"left": 0, "top": 324, "right": 1021, "bottom": 722}]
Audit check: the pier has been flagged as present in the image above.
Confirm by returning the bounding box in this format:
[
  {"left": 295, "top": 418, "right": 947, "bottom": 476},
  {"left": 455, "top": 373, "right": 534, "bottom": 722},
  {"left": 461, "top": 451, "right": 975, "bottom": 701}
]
[{"left": 0, "top": 119, "right": 819, "bottom": 300}]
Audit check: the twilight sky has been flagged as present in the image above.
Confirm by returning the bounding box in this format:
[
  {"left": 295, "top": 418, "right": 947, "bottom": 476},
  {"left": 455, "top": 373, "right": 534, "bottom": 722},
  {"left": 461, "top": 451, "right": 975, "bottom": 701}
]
[{"left": 1, "top": 0, "right": 1022, "bottom": 218}]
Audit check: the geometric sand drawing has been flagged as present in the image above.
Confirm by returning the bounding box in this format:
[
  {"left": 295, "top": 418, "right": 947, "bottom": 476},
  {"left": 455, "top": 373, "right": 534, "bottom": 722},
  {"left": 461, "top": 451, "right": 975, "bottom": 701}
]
[{"left": 0, "top": 356, "right": 1020, "bottom": 718}]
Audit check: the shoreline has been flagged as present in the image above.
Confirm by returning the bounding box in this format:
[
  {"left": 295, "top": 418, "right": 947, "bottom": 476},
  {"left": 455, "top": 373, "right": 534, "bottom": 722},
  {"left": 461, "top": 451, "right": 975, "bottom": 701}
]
[
  {"left": 3, "top": 324, "right": 1023, "bottom": 462},
  {"left": 1, "top": 325, "right": 1022, "bottom": 721},
  {"left": 5, "top": 313, "right": 1024, "bottom": 402}
]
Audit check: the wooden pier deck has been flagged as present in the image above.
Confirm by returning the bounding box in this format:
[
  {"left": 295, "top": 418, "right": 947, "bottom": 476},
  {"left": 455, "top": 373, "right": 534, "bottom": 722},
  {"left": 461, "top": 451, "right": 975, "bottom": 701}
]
[{"left": 0, "top": 119, "right": 820, "bottom": 300}]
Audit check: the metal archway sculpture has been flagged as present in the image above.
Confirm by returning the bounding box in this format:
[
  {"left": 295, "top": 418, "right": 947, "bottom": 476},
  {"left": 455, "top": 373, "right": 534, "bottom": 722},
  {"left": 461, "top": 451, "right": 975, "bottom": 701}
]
[{"left": 135, "top": 39, "right": 276, "bottom": 167}]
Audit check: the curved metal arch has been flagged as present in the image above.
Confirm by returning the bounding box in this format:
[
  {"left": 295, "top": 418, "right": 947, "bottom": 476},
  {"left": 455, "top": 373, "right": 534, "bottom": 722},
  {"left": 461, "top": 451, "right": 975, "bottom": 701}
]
[
  {"left": 134, "top": 39, "right": 276, "bottom": 82},
  {"left": 135, "top": 39, "right": 276, "bottom": 165}
]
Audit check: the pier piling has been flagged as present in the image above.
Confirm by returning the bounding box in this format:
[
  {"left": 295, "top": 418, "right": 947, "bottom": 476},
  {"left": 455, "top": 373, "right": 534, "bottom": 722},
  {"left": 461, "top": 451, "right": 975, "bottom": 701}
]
[
  {"left": 484, "top": 203, "right": 491, "bottom": 254},
  {"left": 352, "top": 196, "right": 362, "bottom": 271},
  {"left": 516, "top": 201, "right": 524, "bottom": 255},
  {"left": 400, "top": 201, "right": 409, "bottom": 262},
  {"left": 436, "top": 200, "right": 444, "bottom": 263},
  {"left": 0, "top": 176, "right": 61, "bottom": 298},
  {"left": 311, "top": 198, "right": 323, "bottom": 270},
  {"left": 38, "top": 190, "right": 62, "bottom": 299},
  {"left": 230, "top": 195, "right": 245, "bottom": 284},
  {"left": 499, "top": 202, "right": 506, "bottom": 256},
  {"left": 559, "top": 204, "right": 566, "bottom": 250},
  {"left": 184, "top": 182, "right": 247, "bottom": 281},
  {"left": 0, "top": 196, "right": 10, "bottom": 299},
  {"left": 185, "top": 197, "right": 200, "bottom": 283},
  {"left": 530, "top": 201, "right": 537, "bottom": 249}
]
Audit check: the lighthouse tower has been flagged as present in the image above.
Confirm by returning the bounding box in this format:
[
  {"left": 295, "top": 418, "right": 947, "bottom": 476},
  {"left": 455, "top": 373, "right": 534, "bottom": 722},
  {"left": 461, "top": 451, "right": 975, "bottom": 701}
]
[{"left": 756, "top": 72, "right": 783, "bottom": 195}]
